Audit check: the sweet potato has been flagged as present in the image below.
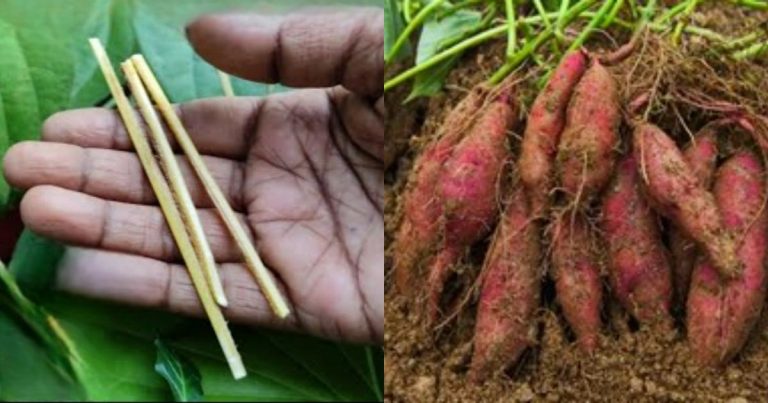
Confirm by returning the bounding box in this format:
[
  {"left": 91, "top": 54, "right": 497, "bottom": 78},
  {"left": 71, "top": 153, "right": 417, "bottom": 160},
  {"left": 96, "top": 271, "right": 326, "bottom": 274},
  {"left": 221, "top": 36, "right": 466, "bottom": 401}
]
[
  {"left": 601, "top": 153, "right": 673, "bottom": 328},
  {"left": 469, "top": 187, "right": 540, "bottom": 382},
  {"left": 669, "top": 129, "right": 719, "bottom": 305},
  {"left": 393, "top": 86, "right": 487, "bottom": 293},
  {"left": 556, "top": 60, "right": 620, "bottom": 204},
  {"left": 687, "top": 151, "right": 767, "bottom": 366},
  {"left": 551, "top": 212, "right": 603, "bottom": 351},
  {"left": 632, "top": 122, "right": 740, "bottom": 279},
  {"left": 426, "top": 89, "right": 517, "bottom": 321},
  {"left": 519, "top": 51, "right": 588, "bottom": 216}
]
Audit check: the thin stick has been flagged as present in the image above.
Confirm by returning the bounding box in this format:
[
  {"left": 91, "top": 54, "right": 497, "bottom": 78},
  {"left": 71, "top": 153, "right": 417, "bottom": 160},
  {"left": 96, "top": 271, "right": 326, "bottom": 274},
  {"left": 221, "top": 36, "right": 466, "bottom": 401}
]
[
  {"left": 122, "top": 60, "right": 229, "bottom": 308},
  {"left": 131, "top": 54, "right": 291, "bottom": 319},
  {"left": 218, "top": 70, "right": 235, "bottom": 97},
  {"left": 88, "top": 38, "right": 246, "bottom": 379}
]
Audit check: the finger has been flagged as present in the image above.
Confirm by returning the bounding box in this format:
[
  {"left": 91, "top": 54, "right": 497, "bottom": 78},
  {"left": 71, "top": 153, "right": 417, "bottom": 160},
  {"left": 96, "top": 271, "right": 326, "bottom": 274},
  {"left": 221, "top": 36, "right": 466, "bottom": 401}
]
[
  {"left": 20, "top": 186, "right": 249, "bottom": 262},
  {"left": 186, "top": 7, "right": 383, "bottom": 97},
  {"left": 56, "top": 247, "right": 297, "bottom": 331},
  {"left": 41, "top": 96, "right": 262, "bottom": 159},
  {"left": 329, "top": 88, "right": 384, "bottom": 162},
  {"left": 4, "top": 141, "right": 244, "bottom": 209}
]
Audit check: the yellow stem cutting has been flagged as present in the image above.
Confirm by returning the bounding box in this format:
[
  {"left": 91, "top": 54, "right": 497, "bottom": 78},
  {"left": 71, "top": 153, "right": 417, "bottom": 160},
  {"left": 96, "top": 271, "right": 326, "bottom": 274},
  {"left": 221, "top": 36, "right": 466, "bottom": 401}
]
[
  {"left": 131, "top": 54, "right": 291, "bottom": 319},
  {"left": 89, "top": 38, "right": 245, "bottom": 379},
  {"left": 218, "top": 70, "right": 235, "bottom": 97},
  {"left": 122, "top": 60, "right": 228, "bottom": 308}
]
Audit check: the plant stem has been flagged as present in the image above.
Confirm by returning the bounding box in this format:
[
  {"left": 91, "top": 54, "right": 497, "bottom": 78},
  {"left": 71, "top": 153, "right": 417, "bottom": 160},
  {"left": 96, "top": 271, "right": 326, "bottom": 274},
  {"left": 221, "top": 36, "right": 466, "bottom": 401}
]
[
  {"left": 731, "top": 0, "right": 768, "bottom": 10},
  {"left": 490, "top": 0, "right": 597, "bottom": 84},
  {"left": 566, "top": 0, "right": 614, "bottom": 53},
  {"left": 628, "top": 0, "right": 639, "bottom": 19},
  {"left": 385, "top": 0, "right": 446, "bottom": 64},
  {"left": 489, "top": 26, "right": 553, "bottom": 84},
  {"left": 732, "top": 41, "right": 768, "bottom": 59},
  {"left": 385, "top": 24, "right": 507, "bottom": 91},
  {"left": 404, "top": 0, "right": 414, "bottom": 22},
  {"left": 654, "top": 0, "right": 687, "bottom": 25},
  {"left": 671, "top": 0, "right": 699, "bottom": 45},
  {"left": 602, "top": 0, "right": 624, "bottom": 28},
  {"left": 505, "top": 0, "right": 517, "bottom": 58},
  {"left": 555, "top": 0, "right": 570, "bottom": 42},
  {"left": 532, "top": 0, "right": 559, "bottom": 53},
  {"left": 681, "top": 25, "right": 727, "bottom": 43},
  {"left": 721, "top": 31, "right": 761, "bottom": 50},
  {"left": 532, "top": 0, "right": 552, "bottom": 31},
  {"left": 131, "top": 55, "right": 292, "bottom": 320},
  {"left": 89, "top": 38, "right": 246, "bottom": 380}
]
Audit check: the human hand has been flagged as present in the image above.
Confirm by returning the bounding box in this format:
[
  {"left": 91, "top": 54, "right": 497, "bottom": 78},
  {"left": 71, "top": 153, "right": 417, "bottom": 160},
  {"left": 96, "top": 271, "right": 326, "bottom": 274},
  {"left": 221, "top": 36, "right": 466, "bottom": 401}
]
[{"left": 3, "top": 7, "right": 383, "bottom": 344}]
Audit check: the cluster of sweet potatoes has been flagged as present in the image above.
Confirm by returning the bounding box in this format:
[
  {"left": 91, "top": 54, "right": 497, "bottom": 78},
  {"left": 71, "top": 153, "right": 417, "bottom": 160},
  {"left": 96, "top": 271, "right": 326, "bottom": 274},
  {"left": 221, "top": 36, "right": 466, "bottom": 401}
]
[{"left": 392, "top": 50, "right": 768, "bottom": 381}]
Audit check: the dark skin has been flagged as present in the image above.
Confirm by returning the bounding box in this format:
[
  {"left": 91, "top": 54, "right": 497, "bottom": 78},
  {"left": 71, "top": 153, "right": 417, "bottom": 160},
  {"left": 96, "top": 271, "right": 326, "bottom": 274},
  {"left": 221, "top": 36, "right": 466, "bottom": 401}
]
[{"left": 3, "top": 7, "right": 383, "bottom": 344}]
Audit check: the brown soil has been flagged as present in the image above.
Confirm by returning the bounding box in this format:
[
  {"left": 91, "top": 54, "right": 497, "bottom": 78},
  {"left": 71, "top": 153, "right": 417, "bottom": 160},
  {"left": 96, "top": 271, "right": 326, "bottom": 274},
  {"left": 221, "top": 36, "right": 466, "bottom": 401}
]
[{"left": 385, "top": 4, "right": 768, "bottom": 402}]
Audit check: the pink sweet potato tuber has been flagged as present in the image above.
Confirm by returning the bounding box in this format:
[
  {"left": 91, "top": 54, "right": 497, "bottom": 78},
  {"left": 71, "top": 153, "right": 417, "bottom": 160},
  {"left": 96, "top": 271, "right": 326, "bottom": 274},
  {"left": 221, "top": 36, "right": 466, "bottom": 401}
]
[
  {"left": 551, "top": 213, "right": 603, "bottom": 352},
  {"left": 632, "top": 122, "right": 740, "bottom": 279},
  {"left": 556, "top": 59, "right": 620, "bottom": 204},
  {"left": 669, "top": 129, "right": 719, "bottom": 305},
  {"left": 469, "top": 187, "right": 540, "bottom": 382},
  {"left": 393, "top": 86, "right": 487, "bottom": 293},
  {"left": 687, "top": 151, "right": 767, "bottom": 366},
  {"left": 426, "top": 89, "right": 518, "bottom": 321},
  {"left": 519, "top": 51, "right": 588, "bottom": 216},
  {"left": 601, "top": 153, "right": 673, "bottom": 328}
]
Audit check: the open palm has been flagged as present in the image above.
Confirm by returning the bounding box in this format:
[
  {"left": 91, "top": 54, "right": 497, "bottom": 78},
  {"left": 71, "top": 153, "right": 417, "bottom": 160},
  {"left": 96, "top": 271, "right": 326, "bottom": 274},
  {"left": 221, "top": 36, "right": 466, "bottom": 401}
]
[{"left": 3, "top": 8, "right": 383, "bottom": 344}]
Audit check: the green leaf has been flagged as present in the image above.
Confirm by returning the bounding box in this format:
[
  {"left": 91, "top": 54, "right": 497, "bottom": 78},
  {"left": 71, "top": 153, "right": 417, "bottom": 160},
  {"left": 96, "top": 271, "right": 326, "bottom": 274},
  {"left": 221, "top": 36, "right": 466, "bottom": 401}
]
[
  {"left": 37, "top": 294, "right": 382, "bottom": 401},
  {"left": 155, "top": 339, "right": 204, "bottom": 402},
  {"left": 406, "top": 9, "right": 482, "bottom": 100},
  {"left": 385, "top": 0, "right": 411, "bottom": 61},
  {"left": 415, "top": 9, "right": 483, "bottom": 64},
  {"left": 9, "top": 230, "right": 65, "bottom": 296},
  {"left": 0, "top": 261, "right": 82, "bottom": 400},
  {"left": 0, "top": 310, "right": 83, "bottom": 401},
  {"left": 405, "top": 55, "right": 460, "bottom": 102}
]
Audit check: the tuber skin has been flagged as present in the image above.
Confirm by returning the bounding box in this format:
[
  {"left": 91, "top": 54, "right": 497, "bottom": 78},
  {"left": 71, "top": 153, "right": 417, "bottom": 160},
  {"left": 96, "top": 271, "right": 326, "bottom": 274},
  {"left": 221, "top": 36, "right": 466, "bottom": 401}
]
[
  {"left": 687, "top": 151, "right": 767, "bottom": 366},
  {"left": 601, "top": 153, "right": 673, "bottom": 329},
  {"left": 551, "top": 212, "right": 603, "bottom": 352},
  {"left": 556, "top": 59, "right": 620, "bottom": 205},
  {"left": 669, "top": 129, "right": 719, "bottom": 306},
  {"left": 632, "top": 122, "right": 740, "bottom": 279},
  {"left": 469, "top": 187, "right": 540, "bottom": 382},
  {"left": 393, "top": 86, "right": 487, "bottom": 293},
  {"left": 519, "top": 51, "right": 588, "bottom": 217},
  {"left": 426, "top": 89, "right": 517, "bottom": 322}
]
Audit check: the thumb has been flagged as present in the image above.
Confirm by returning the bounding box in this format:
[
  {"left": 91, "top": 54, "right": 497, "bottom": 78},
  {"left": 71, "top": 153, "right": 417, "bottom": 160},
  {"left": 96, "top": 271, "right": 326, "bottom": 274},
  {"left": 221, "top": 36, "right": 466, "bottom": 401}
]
[{"left": 186, "top": 7, "right": 383, "bottom": 98}]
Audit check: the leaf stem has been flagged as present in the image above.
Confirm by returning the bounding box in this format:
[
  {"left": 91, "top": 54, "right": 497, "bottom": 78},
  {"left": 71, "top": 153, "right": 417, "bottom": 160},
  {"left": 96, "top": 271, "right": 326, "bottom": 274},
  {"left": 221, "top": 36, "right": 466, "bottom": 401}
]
[
  {"left": 671, "top": 0, "right": 699, "bottom": 45},
  {"left": 566, "top": 0, "right": 614, "bottom": 53},
  {"left": 730, "top": 0, "right": 768, "bottom": 10},
  {"left": 490, "top": 0, "right": 597, "bottom": 84},
  {"left": 602, "top": 0, "right": 624, "bottom": 28},
  {"left": 385, "top": 24, "right": 507, "bottom": 91},
  {"left": 131, "top": 55, "right": 292, "bottom": 320},
  {"left": 504, "top": 0, "right": 517, "bottom": 58},
  {"left": 403, "top": 0, "right": 414, "bottom": 22},
  {"left": 732, "top": 40, "right": 768, "bottom": 59},
  {"left": 385, "top": 0, "right": 446, "bottom": 64},
  {"left": 89, "top": 38, "right": 246, "bottom": 380},
  {"left": 653, "top": 0, "right": 688, "bottom": 25},
  {"left": 721, "top": 31, "right": 761, "bottom": 50},
  {"left": 555, "top": 0, "right": 570, "bottom": 42}
]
